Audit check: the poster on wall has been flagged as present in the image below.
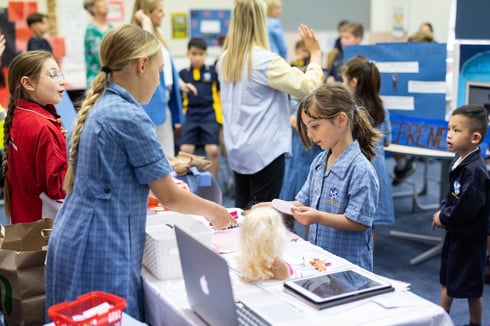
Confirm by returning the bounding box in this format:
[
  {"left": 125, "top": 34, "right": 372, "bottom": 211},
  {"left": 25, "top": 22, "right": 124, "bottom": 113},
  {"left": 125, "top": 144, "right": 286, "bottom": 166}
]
[
  {"left": 344, "top": 42, "right": 447, "bottom": 150},
  {"left": 172, "top": 13, "right": 187, "bottom": 39},
  {"left": 190, "top": 9, "right": 230, "bottom": 47}
]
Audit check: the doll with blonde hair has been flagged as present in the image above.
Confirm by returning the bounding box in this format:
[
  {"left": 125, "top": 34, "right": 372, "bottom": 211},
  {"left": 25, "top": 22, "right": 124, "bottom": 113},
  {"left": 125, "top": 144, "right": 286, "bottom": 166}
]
[{"left": 238, "top": 207, "right": 291, "bottom": 281}]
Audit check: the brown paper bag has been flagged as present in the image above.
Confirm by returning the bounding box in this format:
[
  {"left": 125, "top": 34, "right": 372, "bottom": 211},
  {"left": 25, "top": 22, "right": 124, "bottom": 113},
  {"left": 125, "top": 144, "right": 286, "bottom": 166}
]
[{"left": 0, "top": 218, "right": 53, "bottom": 326}]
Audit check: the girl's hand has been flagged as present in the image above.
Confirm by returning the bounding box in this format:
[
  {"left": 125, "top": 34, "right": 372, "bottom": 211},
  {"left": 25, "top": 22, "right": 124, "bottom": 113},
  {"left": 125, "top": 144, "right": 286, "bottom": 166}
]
[
  {"left": 134, "top": 9, "right": 152, "bottom": 32},
  {"left": 208, "top": 204, "right": 237, "bottom": 230},
  {"left": 292, "top": 206, "right": 318, "bottom": 225}
]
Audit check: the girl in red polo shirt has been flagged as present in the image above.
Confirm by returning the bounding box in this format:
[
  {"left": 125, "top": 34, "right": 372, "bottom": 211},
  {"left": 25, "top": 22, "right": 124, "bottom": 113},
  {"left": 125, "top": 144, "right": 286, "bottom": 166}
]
[{"left": 2, "top": 50, "right": 67, "bottom": 223}]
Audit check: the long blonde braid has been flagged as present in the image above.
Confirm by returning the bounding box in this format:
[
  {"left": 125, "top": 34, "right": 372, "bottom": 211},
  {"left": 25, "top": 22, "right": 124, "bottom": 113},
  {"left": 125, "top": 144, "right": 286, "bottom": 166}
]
[{"left": 63, "top": 24, "right": 161, "bottom": 193}]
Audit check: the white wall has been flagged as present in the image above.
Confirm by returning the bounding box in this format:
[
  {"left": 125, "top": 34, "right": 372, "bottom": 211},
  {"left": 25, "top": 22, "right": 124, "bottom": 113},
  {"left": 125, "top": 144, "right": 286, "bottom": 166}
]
[
  {"left": 370, "top": 0, "right": 451, "bottom": 42},
  {"left": 0, "top": 0, "right": 452, "bottom": 88}
]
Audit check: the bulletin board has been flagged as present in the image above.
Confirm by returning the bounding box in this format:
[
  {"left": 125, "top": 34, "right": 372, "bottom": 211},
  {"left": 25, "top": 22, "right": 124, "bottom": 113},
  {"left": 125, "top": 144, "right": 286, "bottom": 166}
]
[
  {"left": 344, "top": 43, "right": 448, "bottom": 150},
  {"left": 189, "top": 9, "right": 230, "bottom": 47}
]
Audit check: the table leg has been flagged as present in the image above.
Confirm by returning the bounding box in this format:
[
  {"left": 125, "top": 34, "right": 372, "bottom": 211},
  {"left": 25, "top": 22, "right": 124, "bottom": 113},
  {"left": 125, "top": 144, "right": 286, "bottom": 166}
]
[{"left": 389, "top": 230, "right": 443, "bottom": 265}]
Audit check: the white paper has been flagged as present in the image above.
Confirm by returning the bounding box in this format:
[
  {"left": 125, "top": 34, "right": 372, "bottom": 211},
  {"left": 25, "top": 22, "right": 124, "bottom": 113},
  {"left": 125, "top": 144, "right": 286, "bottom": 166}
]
[
  {"left": 39, "top": 192, "right": 63, "bottom": 219},
  {"left": 375, "top": 61, "right": 419, "bottom": 73},
  {"left": 200, "top": 20, "right": 221, "bottom": 33},
  {"left": 381, "top": 96, "right": 415, "bottom": 110},
  {"left": 408, "top": 81, "right": 447, "bottom": 93}
]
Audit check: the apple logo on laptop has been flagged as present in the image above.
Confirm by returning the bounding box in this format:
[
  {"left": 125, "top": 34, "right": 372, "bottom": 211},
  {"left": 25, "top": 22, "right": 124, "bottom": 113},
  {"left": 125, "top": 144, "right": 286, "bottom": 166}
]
[{"left": 200, "top": 275, "right": 210, "bottom": 296}]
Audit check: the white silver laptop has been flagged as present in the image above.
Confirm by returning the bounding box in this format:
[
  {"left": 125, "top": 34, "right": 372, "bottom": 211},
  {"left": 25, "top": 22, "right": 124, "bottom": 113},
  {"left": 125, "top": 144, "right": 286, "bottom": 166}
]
[{"left": 174, "top": 225, "right": 271, "bottom": 326}]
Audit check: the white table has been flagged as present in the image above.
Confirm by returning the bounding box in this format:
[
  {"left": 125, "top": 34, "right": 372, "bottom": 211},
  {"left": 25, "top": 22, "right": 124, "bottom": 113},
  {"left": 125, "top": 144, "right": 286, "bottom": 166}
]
[
  {"left": 142, "top": 229, "right": 453, "bottom": 326},
  {"left": 385, "top": 144, "right": 454, "bottom": 265}
]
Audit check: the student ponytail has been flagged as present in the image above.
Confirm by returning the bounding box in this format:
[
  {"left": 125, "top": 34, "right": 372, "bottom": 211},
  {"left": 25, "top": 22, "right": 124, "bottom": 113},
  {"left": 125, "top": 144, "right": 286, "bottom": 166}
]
[
  {"left": 351, "top": 105, "right": 381, "bottom": 161},
  {"left": 342, "top": 55, "right": 384, "bottom": 126}
]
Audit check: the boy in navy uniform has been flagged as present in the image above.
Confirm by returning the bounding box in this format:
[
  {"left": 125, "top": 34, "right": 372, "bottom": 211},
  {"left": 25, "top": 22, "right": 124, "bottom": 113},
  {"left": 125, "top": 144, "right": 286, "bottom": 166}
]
[
  {"left": 178, "top": 37, "right": 222, "bottom": 180},
  {"left": 26, "top": 13, "right": 52, "bottom": 53},
  {"left": 433, "top": 105, "right": 490, "bottom": 326}
]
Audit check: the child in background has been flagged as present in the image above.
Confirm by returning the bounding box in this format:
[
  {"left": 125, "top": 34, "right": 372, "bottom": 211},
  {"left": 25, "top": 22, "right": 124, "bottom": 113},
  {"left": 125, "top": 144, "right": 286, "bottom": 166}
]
[
  {"left": 432, "top": 105, "right": 490, "bottom": 326},
  {"left": 291, "top": 83, "right": 381, "bottom": 271},
  {"left": 290, "top": 40, "right": 310, "bottom": 71},
  {"left": 26, "top": 13, "right": 52, "bottom": 53},
  {"left": 326, "top": 21, "right": 364, "bottom": 83},
  {"left": 2, "top": 51, "right": 67, "bottom": 223},
  {"left": 45, "top": 24, "right": 235, "bottom": 321},
  {"left": 238, "top": 207, "right": 291, "bottom": 281},
  {"left": 179, "top": 37, "right": 222, "bottom": 180},
  {"left": 342, "top": 55, "right": 395, "bottom": 246}
]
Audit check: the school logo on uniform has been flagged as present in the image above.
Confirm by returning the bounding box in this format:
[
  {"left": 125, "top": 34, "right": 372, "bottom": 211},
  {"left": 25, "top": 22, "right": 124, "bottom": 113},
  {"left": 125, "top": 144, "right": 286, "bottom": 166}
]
[
  {"left": 203, "top": 72, "right": 212, "bottom": 81},
  {"left": 329, "top": 188, "right": 339, "bottom": 200},
  {"left": 453, "top": 180, "right": 461, "bottom": 196}
]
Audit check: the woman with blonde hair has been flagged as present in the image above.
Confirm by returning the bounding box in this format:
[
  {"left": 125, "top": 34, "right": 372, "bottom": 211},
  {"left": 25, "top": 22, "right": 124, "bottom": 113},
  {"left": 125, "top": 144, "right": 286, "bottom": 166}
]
[
  {"left": 218, "top": 0, "right": 324, "bottom": 209},
  {"left": 265, "top": 0, "right": 287, "bottom": 59},
  {"left": 45, "top": 24, "right": 235, "bottom": 321},
  {"left": 131, "top": 0, "right": 195, "bottom": 157},
  {"left": 238, "top": 207, "right": 291, "bottom": 281}
]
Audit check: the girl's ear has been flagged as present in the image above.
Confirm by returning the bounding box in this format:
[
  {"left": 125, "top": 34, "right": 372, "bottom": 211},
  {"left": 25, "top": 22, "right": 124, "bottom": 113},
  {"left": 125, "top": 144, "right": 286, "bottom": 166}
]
[
  {"left": 136, "top": 56, "right": 149, "bottom": 77},
  {"left": 350, "top": 77, "right": 358, "bottom": 89},
  {"left": 336, "top": 111, "right": 348, "bottom": 128},
  {"left": 20, "top": 76, "right": 35, "bottom": 92}
]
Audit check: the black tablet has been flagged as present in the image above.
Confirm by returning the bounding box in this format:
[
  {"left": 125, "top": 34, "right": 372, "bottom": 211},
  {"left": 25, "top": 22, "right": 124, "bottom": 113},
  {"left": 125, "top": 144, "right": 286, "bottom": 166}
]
[{"left": 283, "top": 269, "right": 394, "bottom": 309}]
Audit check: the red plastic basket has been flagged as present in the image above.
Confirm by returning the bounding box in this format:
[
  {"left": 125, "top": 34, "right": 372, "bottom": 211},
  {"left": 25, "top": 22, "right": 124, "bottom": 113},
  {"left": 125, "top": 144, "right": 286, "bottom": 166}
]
[{"left": 48, "top": 291, "right": 127, "bottom": 326}]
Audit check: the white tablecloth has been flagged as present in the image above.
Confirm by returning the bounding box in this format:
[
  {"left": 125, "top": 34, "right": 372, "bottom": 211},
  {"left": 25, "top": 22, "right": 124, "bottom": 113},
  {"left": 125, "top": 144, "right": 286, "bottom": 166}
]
[{"left": 142, "top": 228, "right": 454, "bottom": 326}]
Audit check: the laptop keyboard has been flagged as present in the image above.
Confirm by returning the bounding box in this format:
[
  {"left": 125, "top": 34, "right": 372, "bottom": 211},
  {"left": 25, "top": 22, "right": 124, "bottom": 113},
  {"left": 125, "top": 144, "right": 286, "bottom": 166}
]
[{"left": 236, "top": 300, "right": 271, "bottom": 326}]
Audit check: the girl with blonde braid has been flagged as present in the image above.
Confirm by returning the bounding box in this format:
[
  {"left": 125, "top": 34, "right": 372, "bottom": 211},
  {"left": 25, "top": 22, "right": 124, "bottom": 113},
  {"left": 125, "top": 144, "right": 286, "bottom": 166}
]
[
  {"left": 45, "top": 24, "right": 235, "bottom": 321},
  {"left": 2, "top": 50, "right": 67, "bottom": 224}
]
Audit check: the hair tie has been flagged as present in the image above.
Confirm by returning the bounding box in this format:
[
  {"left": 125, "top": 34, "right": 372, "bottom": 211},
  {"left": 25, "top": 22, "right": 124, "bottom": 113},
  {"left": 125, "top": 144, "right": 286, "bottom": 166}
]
[
  {"left": 101, "top": 66, "right": 112, "bottom": 73},
  {"left": 353, "top": 103, "right": 358, "bottom": 111}
]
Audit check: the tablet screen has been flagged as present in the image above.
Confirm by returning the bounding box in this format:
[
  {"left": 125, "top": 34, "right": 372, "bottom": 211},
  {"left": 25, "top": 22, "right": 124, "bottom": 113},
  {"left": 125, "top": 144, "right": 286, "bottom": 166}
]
[{"left": 286, "top": 270, "right": 390, "bottom": 302}]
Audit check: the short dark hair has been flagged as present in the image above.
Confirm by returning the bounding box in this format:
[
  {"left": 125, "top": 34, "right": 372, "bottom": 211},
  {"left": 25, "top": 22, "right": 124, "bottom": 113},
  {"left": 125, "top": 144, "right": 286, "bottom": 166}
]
[
  {"left": 188, "top": 37, "right": 207, "bottom": 51},
  {"left": 452, "top": 105, "right": 489, "bottom": 143},
  {"left": 26, "top": 13, "right": 47, "bottom": 27}
]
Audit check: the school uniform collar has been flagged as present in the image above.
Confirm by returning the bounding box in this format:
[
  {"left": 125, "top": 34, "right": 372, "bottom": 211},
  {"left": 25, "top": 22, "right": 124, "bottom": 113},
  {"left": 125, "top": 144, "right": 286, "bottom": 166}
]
[
  {"left": 314, "top": 141, "right": 362, "bottom": 178},
  {"left": 451, "top": 146, "right": 482, "bottom": 170},
  {"left": 105, "top": 82, "right": 140, "bottom": 107},
  {"left": 16, "top": 99, "right": 60, "bottom": 122}
]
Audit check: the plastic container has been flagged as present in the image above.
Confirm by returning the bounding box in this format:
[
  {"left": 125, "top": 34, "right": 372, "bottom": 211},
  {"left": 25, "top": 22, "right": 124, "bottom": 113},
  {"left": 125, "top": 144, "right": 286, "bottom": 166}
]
[
  {"left": 48, "top": 291, "right": 127, "bottom": 326},
  {"left": 143, "top": 212, "right": 214, "bottom": 280}
]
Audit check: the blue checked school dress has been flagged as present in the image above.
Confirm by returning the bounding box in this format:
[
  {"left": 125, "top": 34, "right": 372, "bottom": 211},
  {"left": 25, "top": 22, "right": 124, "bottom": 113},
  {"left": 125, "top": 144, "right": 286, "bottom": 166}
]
[{"left": 46, "top": 83, "right": 172, "bottom": 321}]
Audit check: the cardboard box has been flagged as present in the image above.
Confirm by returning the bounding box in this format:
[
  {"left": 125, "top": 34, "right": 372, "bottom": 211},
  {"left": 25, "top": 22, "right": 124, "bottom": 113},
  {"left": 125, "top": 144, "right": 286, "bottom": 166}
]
[{"left": 143, "top": 212, "right": 213, "bottom": 280}]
